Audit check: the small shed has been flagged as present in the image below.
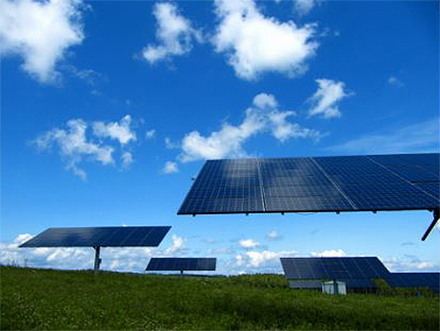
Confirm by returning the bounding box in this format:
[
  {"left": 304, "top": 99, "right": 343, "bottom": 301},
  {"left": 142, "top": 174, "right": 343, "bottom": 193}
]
[{"left": 322, "top": 280, "right": 347, "bottom": 295}]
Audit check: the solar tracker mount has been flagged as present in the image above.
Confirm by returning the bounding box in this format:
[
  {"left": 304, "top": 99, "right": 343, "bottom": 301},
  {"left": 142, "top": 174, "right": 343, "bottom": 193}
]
[
  {"left": 177, "top": 153, "right": 439, "bottom": 240},
  {"left": 20, "top": 226, "right": 171, "bottom": 274}
]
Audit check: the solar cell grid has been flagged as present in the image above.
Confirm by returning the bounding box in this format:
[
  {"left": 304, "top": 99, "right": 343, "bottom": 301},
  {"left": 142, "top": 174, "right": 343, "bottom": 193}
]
[
  {"left": 19, "top": 226, "right": 171, "bottom": 247},
  {"left": 146, "top": 258, "right": 216, "bottom": 271},
  {"left": 177, "top": 153, "right": 439, "bottom": 215},
  {"left": 280, "top": 257, "right": 389, "bottom": 281}
]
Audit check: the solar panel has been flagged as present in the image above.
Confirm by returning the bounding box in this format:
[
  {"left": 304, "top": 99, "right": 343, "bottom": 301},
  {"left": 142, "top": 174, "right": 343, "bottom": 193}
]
[
  {"left": 178, "top": 153, "right": 439, "bottom": 215},
  {"left": 280, "top": 257, "right": 390, "bottom": 281},
  {"left": 146, "top": 258, "right": 216, "bottom": 271},
  {"left": 19, "top": 226, "right": 171, "bottom": 247},
  {"left": 386, "top": 273, "right": 439, "bottom": 292}
]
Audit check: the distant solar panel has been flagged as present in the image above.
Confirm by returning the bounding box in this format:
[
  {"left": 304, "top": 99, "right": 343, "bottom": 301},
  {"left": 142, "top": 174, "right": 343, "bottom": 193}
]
[
  {"left": 280, "top": 257, "right": 390, "bottom": 281},
  {"left": 19, "top": 226, "right": 171, "bottom": 247},
  {"left": 386, "top": 273, "right": 439, "bottom": 292},
  {"left": 178, "top": 153, "right": 439, "bottom": 215},
  {"left": 146, "top": 258, "right": 216, "bottom": 271}
]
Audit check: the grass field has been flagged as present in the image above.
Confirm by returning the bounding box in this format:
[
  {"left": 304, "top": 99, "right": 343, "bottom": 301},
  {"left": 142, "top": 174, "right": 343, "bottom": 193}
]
[{"left": 1, "top": 266, "right": 439, "bottom": 330}]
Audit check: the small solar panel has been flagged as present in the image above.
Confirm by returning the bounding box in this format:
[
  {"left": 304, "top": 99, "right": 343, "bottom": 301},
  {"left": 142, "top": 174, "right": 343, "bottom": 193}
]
[
  {"left": 146, "top": 258, "right": 216, "bottom": 271},
  {"left": 19, "top": 226, "right": 171, "bottom": 247},
  {"left": 178, "top": 153, "right": 439, "bottom": 215},
  {"left": 386, "top": 273, "right": 439, "bottom": 292},
  {"left": 280, "top": 257, "right": 390, "bottom": 281}
]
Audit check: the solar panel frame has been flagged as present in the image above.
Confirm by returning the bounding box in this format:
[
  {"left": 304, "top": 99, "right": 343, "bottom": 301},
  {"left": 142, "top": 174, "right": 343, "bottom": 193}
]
[
  {"left": 386, "top": 273, "right": 439, "bottom": 292},
  {"left": 177, "top": 153, "right": 439, "bottom": 215},
  {"left": 19, "top": 226, "right": 171, "bottom": 248},
  {"left": 146, "top": 257, "right": 216, "bottom": 271}
]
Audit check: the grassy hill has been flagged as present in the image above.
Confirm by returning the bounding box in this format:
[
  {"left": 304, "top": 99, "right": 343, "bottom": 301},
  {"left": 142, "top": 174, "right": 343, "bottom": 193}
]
[{"left": 1, "top": 266, "right": 439, "bottom": 330}]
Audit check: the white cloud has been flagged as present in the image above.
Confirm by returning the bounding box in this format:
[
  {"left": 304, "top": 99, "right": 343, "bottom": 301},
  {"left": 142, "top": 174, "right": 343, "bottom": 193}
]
[
  {"left": 310, "top": 249, "right": 346, "bottom": 257},
  {"left": 243, "top": 249, "right": 298, "bottom": 268},
  {"left": 121, "top": 152, "right": 133, "bottom": 168},
  {"left": 164, "top": 235, "right": 186, "bottom": 255},
  {"left": 142, "top": 2, "right": 202, "bottom": 64},
  {"left": 239, "top": 238, "right": 259, "bottom": 248},
  {"left": 145, "top": 129, "right": 156, "bottom": 139},
  {"left": 382, "top": 254, "right": 438, "bottom": 272},
  {"left": 307, "top": 79, "right": 350, "bottom": 119},
  {"left": 328, "top": 118, "right": 439, "bottom": 154},
  {"left": 0, "top": 0, "right": 86, "bottom": 83},
  {"left": 388, "top": 76, "right": 404, "bottom": 87},
  {"left": 33, "top": 119, "right": 114, "bottom": 180},
  {"left": 162, "top": 161, "right": 179, "bottom": 174},
  {"left": 93, "top": 115, "right": 136, "bottom": 145},
  {"left": 32, "top": 115, "right": 140, "bottom": 179},
  {"left": 179, "top": 93, "right": 320, "bottom": 162},
  {"left": 294, "top": 0, "right": 316, "bottom": 16},
  {"left": 165, "top": 137, "right": 179, "bottom": 149},
  {"left": 212, "top": 0, "right": 318, "bottom": 80},
  {"left": 266, "top": 231, "right": 281, "bottom": 241}
]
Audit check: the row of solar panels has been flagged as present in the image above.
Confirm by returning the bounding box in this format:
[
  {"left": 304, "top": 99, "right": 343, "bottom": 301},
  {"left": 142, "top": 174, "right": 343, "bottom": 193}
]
[
  {"left": 178, "top": 153, "right": 439, "bottom": 215},
  {"left": 280, "top": 257, "right": 439, "bottom": 292}
]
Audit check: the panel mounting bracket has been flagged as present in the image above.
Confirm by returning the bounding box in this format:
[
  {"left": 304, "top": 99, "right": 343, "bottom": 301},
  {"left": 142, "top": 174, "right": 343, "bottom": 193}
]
[{"left": 421, "top": 208, "right": 439, "bottom": 241}]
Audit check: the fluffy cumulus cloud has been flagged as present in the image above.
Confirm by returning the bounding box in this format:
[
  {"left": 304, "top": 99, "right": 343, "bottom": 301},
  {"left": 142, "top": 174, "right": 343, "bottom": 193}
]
[
  {"left": 311, "top": 249, "right": 346, "bottom": 257},
  {"left": 93, "top": 115, "right": 137, "bottom": 145},
  {"left": 307, "top": 79, "right": 350, "bottom": 119},
  {"left": 239, "top": 239, "right": 259, "bottom": 248},
  {"left": 294, "top": 0, "right": 316, "bottom": 16},
  {"left": 162, "top": 161, "right": 179, "bottom": 174},
  {"left": 212, "top": 0, "right": 318, "bottom": 80},
  {"left": 179, "top": 93, "right": 321, "bottom": 162},
  {"left": 143, "top": 2, "right": 202, "bottom": 64},
  {"left": 164, "top": 235, "right": 186, "bottom": 255},
  {"left": 234, "top": 249, "right": 298, "bottom": 270},
  {"left": 32, "top": 115, "right": 137, "bottom": 180},
  {"left": 382, "top": 254, "right": 438, "bottom": 272},
  {"left": 0, "top": 0, "right": 86, "bottom": 83}
]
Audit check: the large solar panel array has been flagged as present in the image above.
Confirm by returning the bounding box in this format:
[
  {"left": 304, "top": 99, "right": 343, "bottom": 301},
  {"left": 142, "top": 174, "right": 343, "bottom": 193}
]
[
  {"left": 178, "top": 153, "right": 439, "bottom": 215},
  {"left": 386, "top": 273, "right": 439, "bottom": 293},
  {"left": 280, "top": 257, "right": 390, "bottom": 281},
  {"left": 146, "top": 258, "right": 216, "bottom": 271},
  {"left": 19, "top": 226, "right": 171, "bottom": 247}
]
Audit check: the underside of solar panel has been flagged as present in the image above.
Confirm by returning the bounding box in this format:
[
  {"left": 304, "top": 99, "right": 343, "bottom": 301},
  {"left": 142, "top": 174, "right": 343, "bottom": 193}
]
[
  {"left": 146, "top": 257, "right": 216, "bottom": 271},
  {"left": 178, "top": 153, "right": 439, "bottom": 215},
  {"left": 19, "top": 226, "right": 171, "bottom": 247}
]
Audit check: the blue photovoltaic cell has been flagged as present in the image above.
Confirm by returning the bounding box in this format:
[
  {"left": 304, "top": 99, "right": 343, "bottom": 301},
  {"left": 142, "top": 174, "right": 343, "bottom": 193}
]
[
  {"left": 177, "top": 153, "right": 439, "bottom": 215},
  {"left": 280, "top": 257, "right": 390, "bottom": 281},
  {"left": 146, "top": 258, "right": 216, "bottom": 271},
  {"left": 386, "top": 273, "right": 439, "bottom": 293},
  {"left": 19, "top": 226, "right": 171, "bottom": 247}
]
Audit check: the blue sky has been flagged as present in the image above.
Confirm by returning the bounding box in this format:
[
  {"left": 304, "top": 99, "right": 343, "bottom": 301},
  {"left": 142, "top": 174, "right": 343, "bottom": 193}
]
[{"left": 1, "top": 0, "right": 439, "bottom": 275}]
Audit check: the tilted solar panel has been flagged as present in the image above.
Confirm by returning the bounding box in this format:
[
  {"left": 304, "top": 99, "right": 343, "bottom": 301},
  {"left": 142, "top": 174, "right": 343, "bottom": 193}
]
[
  {"left": 386, "top": 273, "right": 439, "bottom": 292},
  {"left": 280, "top": 257, "right": 390, "bottom": 281},
  {"left": 177, "top": 153, "right": 439, "bottom": 215},
  {"left": 19, "top": 226, "right": 171, "bottom": 247},
  {"left": 146, "top": 257, "right": 216, "bottom": 271}
]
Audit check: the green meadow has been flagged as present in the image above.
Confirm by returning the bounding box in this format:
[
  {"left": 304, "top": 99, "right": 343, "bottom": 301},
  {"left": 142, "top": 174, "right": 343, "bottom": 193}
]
[{"left": 1, "top": 266, "right": 439, "bottom": 330}]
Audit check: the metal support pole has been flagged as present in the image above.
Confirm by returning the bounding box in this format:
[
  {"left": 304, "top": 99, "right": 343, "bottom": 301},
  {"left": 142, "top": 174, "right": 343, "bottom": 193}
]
[
  {"left": 180, "top": 269, "right": 183, "bottom": 277},
  {"left": 94, "top": 246, "right": 101, "bottom": 275},
  {"left": 421, "top": 209, "right": 439, "bottom": 241}
]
